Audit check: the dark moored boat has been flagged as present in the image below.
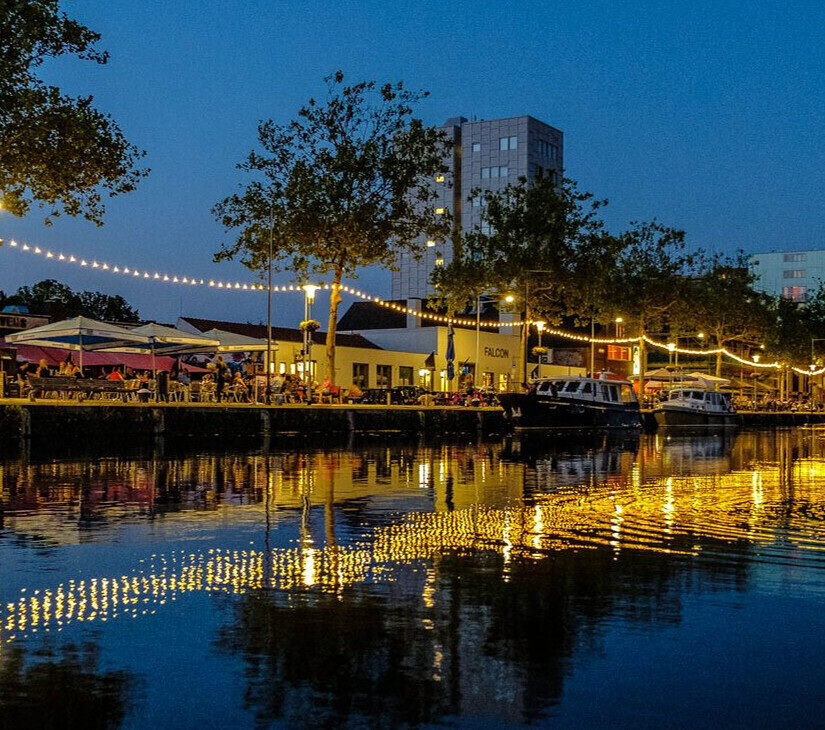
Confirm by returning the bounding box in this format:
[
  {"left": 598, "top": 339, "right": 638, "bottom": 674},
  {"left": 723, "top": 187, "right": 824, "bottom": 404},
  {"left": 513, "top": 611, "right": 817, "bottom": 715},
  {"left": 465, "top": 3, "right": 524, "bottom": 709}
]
[
  {"left": 652, "top": 386, "right": 738, "bottom": 428},
  {"left": 498, "top": 376, "right": 641, "bottom": 430}
]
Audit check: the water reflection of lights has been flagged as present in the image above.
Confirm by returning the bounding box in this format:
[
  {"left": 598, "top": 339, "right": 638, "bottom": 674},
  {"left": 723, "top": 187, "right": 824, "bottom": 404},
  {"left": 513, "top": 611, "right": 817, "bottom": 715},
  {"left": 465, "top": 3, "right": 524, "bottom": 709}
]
[{"left": 7, "top": 434, "right": 825, "bottom": 648}]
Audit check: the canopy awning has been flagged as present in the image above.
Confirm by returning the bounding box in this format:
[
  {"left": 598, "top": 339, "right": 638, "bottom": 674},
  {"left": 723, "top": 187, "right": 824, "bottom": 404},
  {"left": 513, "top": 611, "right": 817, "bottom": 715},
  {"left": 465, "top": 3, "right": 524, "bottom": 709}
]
[
  {"left": 107, "top": 323, "right": 221, "bottom": 355},
  {"left": 6, "top": 342, "right": 205, "bottom": 372},
  {"left": 201, "top": 328, "right": 270, "bottom": 352},
  {"left": 6, "top": 316, "right": 150, "bottom": 351},
  {"left": 687, "top": 371, "right": 731, "bottom": 387}
]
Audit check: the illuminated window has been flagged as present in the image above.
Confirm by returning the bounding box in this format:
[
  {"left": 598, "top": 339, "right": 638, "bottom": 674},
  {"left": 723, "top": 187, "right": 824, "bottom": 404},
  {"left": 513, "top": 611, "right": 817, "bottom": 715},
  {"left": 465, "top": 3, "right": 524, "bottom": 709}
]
[
  {"left": 782, "top": 285, "right": 808, "bottom": 302},
  {"left": 399, "top": 366, "right": 414, "bottom": 386},
  {"left": 435, "top": 207, "right": 446, "bottom": 215},
  {"left": 434, "top": 252, "right": 444, "bottom": 266},
  {"left": 377, "top": 364, "right": 392, "bottom": 387},
  {"left": 435, "top": 173, "right": 445, "bottom": 183},
  {"left": 426, "top": 239, "right": 436, "bottom": 247},
  {"left": 352, "top": 363, "right": 369, "bottom": 388}
]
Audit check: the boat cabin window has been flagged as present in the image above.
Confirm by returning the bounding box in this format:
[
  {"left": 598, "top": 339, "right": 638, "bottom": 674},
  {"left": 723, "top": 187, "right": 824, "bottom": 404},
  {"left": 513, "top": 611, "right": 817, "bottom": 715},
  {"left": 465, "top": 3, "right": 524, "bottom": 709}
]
[
  {"left": 581, "top": 382, "right": 593, "bottom": 394},
  {"left": 537, "top": 381, "right": 553, "bottom": 393},
  {"left": 620, "top": 385, "right": 635, "bottom": 403},
  {"left": 691, "top": 391, "right": 704, "bottom": 400},
  {"left": 564, "top": 381, "right": 580, "bottom": 392},
  {"left": 600, "top": 384, "right": 619, "bottom": 402}
]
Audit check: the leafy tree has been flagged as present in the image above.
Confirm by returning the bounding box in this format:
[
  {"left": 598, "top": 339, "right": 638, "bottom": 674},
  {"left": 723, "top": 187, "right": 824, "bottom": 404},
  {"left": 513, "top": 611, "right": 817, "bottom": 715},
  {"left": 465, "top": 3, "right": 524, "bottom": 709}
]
[
  {"left": 12, "top": 278, "right": 139, "bottom": 321},
  {"left": 432, "top": 176, "right": 610, "bottom": 319},
  {"left": 673, "top": 251, "right": 772, "bottom": 375},
  {"left": 0, "top": 0, "right": 147, "bottom": 223},
  {"left": 604, "top": 221, "right": 691, "bottom": 377},
  {"left": 214, "top": 71, "right": 450, "bottom": 383},
  {"left": 801, "top": 281, "right": 825, "bottom": 364}
]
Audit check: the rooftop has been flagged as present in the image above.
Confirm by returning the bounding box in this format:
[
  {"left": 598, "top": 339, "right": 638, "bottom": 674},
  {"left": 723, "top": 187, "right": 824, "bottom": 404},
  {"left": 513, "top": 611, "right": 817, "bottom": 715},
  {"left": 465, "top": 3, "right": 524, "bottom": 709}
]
[{"left": 179, "top": 316, "right": 383, "bottom": 350}]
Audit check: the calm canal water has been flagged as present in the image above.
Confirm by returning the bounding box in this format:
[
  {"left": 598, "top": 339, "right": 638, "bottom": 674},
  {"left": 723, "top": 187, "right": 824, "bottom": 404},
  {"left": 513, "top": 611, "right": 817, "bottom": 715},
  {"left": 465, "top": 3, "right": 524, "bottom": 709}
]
[{"left": 1, "top": 429, "right": 825, "bottom": 729}]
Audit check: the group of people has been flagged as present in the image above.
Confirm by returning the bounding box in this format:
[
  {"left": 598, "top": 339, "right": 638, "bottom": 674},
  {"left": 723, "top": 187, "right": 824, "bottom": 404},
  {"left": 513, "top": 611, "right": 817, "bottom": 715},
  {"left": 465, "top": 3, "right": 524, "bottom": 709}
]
[
  {"left": 9, "top": 353, "right": 500, "bottom": 407},
  {"left": 15, "top": 357, "right": 82, "bottom": 392}
]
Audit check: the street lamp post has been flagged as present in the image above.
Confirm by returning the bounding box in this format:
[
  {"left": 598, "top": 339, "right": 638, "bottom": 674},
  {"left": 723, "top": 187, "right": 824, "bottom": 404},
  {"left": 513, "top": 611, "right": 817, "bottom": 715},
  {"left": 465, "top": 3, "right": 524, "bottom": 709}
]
[
  {"left": 810, "top": 339, "right": 825, "bottom": 407},
  {"left": 265, "top": 206, "right": 275, "bottom": 405},
  {"left": 752, "top": 353, "right": 761, "bottom": 408},
  {"left": 302, "top": 284, "right": 318, "bottom": 403},
  {"left": 521, "top": 270, "right": 553, "bottom": 388},
  {"left": 535, "top": 320, "right": 546, "bottom": 376}
]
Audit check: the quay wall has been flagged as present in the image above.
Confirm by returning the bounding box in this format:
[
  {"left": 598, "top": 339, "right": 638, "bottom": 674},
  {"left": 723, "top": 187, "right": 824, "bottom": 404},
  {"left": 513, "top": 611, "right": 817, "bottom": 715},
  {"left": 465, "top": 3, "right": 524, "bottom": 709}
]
[
  {"left": 0, "top": 403, "right": 507, "bottom": 443},
  {"left": 2, "top": 404, "right": 824, "bottom": 445}
]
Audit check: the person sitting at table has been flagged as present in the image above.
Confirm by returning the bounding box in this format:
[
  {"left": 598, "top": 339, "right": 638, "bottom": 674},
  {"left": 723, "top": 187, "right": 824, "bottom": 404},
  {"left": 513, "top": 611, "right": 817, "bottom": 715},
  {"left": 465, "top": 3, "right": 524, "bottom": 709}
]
[
  {"left": 35, "top": 358, "right": 51, "bottom": 377},
  {"left": 347, "top": 382, "right": 364, "bottom": 403},
  {"left": 67, "top": 361, "right": 82, "bottom": 378},
  {"left": 136, "top": 370, "right": 153, "bottom": 402},
  {"left": 177, "top": 368, "right": 191, "bottom": 385},
  {"left": 107, "top": 367, "right": 124, "bottom": 381},
  {"left": 231, "top": 371, "right": 248, "bottom": 401},
  {"left": 57, "top": 360, "right": 70, "bottom": 376}
]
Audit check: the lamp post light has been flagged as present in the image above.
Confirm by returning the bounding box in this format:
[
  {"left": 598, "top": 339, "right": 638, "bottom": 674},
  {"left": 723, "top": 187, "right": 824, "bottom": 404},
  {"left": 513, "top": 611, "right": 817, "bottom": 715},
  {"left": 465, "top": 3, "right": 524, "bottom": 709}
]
[
  {"left": 614, "top": 317, "right": 624, "bottom": 339},
  {"left": 752, "top": 353, "right": 760, "bottom": 407},
  {"left": 535, "top": 320, "right": 546, "bottom": 376},
  {"left": 302, "top": 284, "right": 318, "bottom": 403}
]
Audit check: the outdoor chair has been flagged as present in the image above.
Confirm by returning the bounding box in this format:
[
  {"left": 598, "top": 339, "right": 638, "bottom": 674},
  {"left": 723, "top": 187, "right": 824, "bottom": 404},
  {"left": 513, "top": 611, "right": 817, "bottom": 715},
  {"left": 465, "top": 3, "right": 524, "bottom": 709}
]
[
  {"left": 320, "top": 386, "right": 342, "bottom": 404},
  {"left": 200, "top": 382, "right": 217, "bottom": 403},
  {"left": 230, "top": 383, "right": 249, "bottom": 403}
]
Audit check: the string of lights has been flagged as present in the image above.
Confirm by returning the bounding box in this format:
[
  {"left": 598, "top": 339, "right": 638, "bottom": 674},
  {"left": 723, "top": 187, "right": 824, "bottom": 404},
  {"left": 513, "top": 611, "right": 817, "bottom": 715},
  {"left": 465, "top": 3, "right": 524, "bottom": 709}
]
[{"left": 3, "top": 236, "right": 824, "bottom": 373}]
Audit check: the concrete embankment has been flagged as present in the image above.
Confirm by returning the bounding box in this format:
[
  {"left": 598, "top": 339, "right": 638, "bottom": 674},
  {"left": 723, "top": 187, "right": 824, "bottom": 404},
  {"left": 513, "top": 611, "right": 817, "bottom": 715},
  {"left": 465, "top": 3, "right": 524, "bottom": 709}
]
[
  {"left": 0, "top": 402, "right": 507, "bottom": 443},
  {"left": 3, "top": 403, "right": 825, "bottom": 446}
]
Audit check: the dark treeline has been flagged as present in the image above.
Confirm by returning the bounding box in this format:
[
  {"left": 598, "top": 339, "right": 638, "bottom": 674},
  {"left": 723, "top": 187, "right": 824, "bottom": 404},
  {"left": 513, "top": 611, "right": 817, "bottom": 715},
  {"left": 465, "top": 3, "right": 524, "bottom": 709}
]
[{"left": 432, "top": 176, "right": 825, "bottom": 375}]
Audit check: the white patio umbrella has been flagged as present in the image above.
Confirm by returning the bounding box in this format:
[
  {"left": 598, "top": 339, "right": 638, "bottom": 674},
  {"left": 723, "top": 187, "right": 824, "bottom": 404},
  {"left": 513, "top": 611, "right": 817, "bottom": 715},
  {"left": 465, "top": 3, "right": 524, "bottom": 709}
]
[
  {"left": 687, "top": 371, "right": 731, "bottom": 389},
  {"left": 106, "top": 323, "right": 221, "bottom": 389},
  {"left": 6, "top": 316, "right": 151, "bottom": 371},
  {"left": 201, "top": 328, "right": 270, "bottom": 352}
]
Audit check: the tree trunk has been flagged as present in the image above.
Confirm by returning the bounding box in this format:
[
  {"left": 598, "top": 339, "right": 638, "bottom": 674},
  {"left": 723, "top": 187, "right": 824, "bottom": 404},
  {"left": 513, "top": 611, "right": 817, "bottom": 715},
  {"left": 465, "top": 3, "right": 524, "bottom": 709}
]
[
  {"left": 325, "top": 270, "right": 343, "bottom": 386},
  {"left": 715, "top": 350, "right": 723, "bottom": 378}
]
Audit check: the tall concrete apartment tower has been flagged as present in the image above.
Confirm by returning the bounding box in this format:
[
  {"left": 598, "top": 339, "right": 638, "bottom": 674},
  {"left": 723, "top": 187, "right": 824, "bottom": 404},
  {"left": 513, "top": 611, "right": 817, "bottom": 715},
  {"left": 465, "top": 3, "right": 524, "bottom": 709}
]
[{"left": 391, "top": 115, "right": 564, "bottom": 300}]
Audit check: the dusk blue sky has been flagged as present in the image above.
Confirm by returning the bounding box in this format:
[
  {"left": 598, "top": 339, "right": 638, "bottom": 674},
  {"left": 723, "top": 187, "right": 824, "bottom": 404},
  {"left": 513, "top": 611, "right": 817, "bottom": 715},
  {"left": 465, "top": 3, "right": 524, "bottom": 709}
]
[{"left": 1, "top": 0, "right": 824, "bottom": 326}]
